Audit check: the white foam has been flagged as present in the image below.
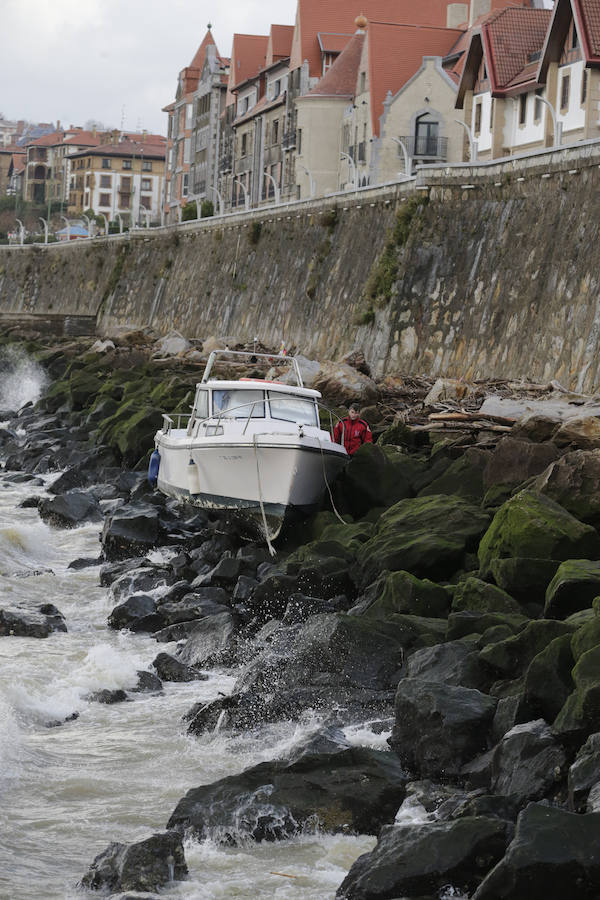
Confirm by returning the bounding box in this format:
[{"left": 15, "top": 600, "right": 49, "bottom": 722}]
[
  {"left": 0, "top": 346, "right": 48, "bottom": 411},
  {"left": 0, "top": 694, "right": 24, "bottom": 781},
  {"left": 394, "top": 794, "right": 434, "bottom": 825}
]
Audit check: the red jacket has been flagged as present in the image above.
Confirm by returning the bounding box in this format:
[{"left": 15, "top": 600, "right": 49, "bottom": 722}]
[{"left": 333, "top": 416, "right": 373, "bottom": 455}]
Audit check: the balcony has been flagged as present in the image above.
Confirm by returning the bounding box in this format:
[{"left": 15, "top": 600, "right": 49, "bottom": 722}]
[
  {"left": 282, "top": 129, "right": 296, "bottom": 150},
  {"left": 399, "top": 135, "right": 448, "bottom": 160}
]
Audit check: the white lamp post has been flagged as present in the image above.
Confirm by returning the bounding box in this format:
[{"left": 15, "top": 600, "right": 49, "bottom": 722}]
[
  {"left": 15, "top": 218, "right": 24, "bottom": 245},
  {"left": 263, "top": 171, "right": 280, "bottom": 204},
  {"left": 98, "top": 213, "right": 109, "bottom": 236},
  {"left": 60, "top": 215, "right": 70, "bottom": 241},
  {"left": 340, "top": 151, "right": 358, "bottom": 192},
  {"left": 81, "top": 213, "right": 92, "bottom": 238},
  {"left": 299, "top": 165, "right": 316, "bottom": 198},
  {"left": 391, "top": 137, "right": 412, "bottom": 177},
  {"left": 207, "top": 185, "right": 224, "bottom": 216},
  {"left": 233, "top": 178, "right": 250, "bottom": 211},
  {"left": 38, "top": 217, "right": 49, "bottom": 244},
  {"left": 115, "top": 212, "right": 124, "bottom": 234},
  {"left": 455, "top": 119, "right": 478, "bottom": 162}
]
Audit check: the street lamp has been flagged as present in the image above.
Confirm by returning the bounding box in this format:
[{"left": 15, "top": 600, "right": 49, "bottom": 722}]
[
  {"left": 81, "top": 213, "right": 92, "bottom": 238},
  {"left": 299, "top": 165, "right": 316, "bottom": 199},
  {"left": 512, "top": 95, "right": 561, "bottom": 148},
  {"left": 15, "top": 218, "right": 24, "bottom": 246},
  {"left": 455, "top": 119, "right": 478, "bottom": 163},
  {"left": 263, "top": 171, "right": 280, "bottom": 204},
  {"left": 233, "top": 178, "right": 250, "bottom": 211},
  {"left": 38, "top": 217, "right": 49, "bottom": 244},
  {"left": 98, "top": 213, "right": 109, "bottom": 236},
  {"left": 391, "top": 137, "right": 412, "bottom": 177},
  {"left": 207, "top": 185, "right": 224, "bottom": 216},
  {"left": 60, "top": 215, "right": 70, "bottom": 241},
  {"left": 340, "top": 151, "right": 358, "bottom": 192},
  {"left": 115, "top": 212, "right": 124, "bottom": 234}
]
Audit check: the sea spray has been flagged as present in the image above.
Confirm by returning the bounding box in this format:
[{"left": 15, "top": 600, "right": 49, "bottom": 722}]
[{"left": 0, "top": 345, "right": 48, "bottom": 412}]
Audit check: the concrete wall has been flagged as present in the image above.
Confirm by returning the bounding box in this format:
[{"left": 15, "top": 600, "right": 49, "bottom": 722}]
[{"left": 2, "top": 140, "right": 600, "bottom": 390}]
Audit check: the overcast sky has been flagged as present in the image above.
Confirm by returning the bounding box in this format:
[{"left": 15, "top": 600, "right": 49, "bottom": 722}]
[{"left": 1, "top": 0, "right": 298, "bottom": 136}]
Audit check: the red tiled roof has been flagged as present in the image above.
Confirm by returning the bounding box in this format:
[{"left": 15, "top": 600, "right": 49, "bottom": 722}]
[
  {"left": 70, "top": 139, "right": 166, "bottom": 160},
  {"left": 62, "top": 131, "right": 105, "bottom": 146},
  {"left": 368, "top": 22, "right": 464, "bottom": 135},
  {"left": 26, "top": 131, "right": 63, "bottom": 147},
  {"left": 229, "top": 33, "right": 269, "bottom": 94},
  {"left": 304, "top": 31, "right": 365, "bottom": 98},
  {"left": 578, "top": 0, "right": 600, "bottom": 58},
  {"left": 189, "top": 28, "right": 216, "bottom": 69},
  {"left": 504, "top": 58, "right": 539, "bottom": 89},
  {"left": 269, "top": 24, "right": 294, "bottom": 62},
  {"left": 484, "top": 8, "right": 551, "bottom": 89},
  {"left": 291, "top": 0, "right": 467, "bottom": 77},
  {"left": 317, "top": 32, "right": 354, "bottom": 53}
]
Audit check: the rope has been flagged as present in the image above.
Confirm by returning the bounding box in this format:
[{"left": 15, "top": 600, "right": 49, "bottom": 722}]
[
  {"left": 253, "top": 434, "right": 277, "bottom": 556},
  {"left": 319, "top": 439, "right": 348, "bottom": 526}
]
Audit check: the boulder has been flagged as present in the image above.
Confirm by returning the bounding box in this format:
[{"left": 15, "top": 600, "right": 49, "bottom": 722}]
[
  {"left": 0, "top": 603, "right": 67, "bottom": 638},
  {"left": 489, "top": 557, "right": 561, "bottom": 607},
  {"left": 361, "top": 570, "right": 450, "bottom": 620},
  {"left": 554, "top": 416, "right": 600, "bottom": 450},
  {"left": 418, "top": 448, "right": 489, "bottom": 501},
  {"left": 483, "top": 437, "right": 560, "bottom": 489},
  {"left": 313, "top": 363, "right": 378, "bottom": 406},
  {"left": 152, "top": 652, "right": 208, "bottom": 683},
  {"left": 167, "top": 747, "right": 406, "bottom": 841},
  {"left": 554, "top": 645, "right": 600, "bottom": 739},
  {"left": 357, "top": 494, "right": 490, "bottom": 586},
  {"left": 132, "top": 670, "right": 163, "bottom": 693},
  {"left": 510, "top": 414, "right": 558, "bottom": 443},
  {"left": 108, "top": 595, "right": 163, "bottom": 633},
  {"left": 447, "top": 610, "right": 527, "bottom": 641},
  {"left": 87, "top": 689, "right": 128, "bottom": 704},
  {"left": 176, "top": 611, "right": 238, "bottom": 668},
  {"left": 571, "top": 611, "right": 600, "bottom": 661},
  {"left": 101, "top": 504, "right": 160, "bottom": 561},
  {"left": 406, "top": 639, "right": 487, "bottom": 691},
  {"left": 519, "top": 634, "right": 574, "bottom": 724},
  {"left": 80, "top": 831, "right": 187, "bottom": 893},
  {"left": 533, "top": 449, "right": 600, "bottom": 528},
  {"left": 479, "top": 620, "right": 574, "bottom": 678},
  {"left": 331, "top": 443, "right": 419, "bottom": 518},
  {"left": 38, "top": 490, "right": 102, "bottom": 528},
  {"left": 478, "top": 491, "right": 600, "bottom": 581},
  {"left": 424, "top": 378, "right": 477, "bottom": 405},
  {"left": 473, "top": 803, "right": 600, "bottom": 899},
  {"left": 336, "top": 816, "right": 510, "bottom": 900},
  {"left": 490, "top": 720, "right": 566, "bottom": 803},
  {"left": 569, "top": 733, "right": 600, "bottom": 812},
  {"left": 152, "top": 331, "right": 191, "bottom": 358},
  {"left": 390, "top": 678, "right": 497, "bottom": 778},
  {"left": 452, "top": 577, "right": 522, "bottom": 615},
  {"left": 544, "top": 559, "right": 600, "bottom": 619}
]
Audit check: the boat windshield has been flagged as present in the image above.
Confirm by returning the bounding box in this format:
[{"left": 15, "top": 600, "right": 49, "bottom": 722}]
[
  {"left": 268, "top": 391, "right": 318, "bottom": 426},
  {"left": 213, "top": 389, "right": 265, "bottom": 418}
]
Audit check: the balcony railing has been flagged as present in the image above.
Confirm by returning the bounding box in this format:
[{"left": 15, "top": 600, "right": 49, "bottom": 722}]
[
  {"left": 400, "top": 135, "right": 448, "bottom": 159},
  {"left": 282, "top": 129, "right": 296, "bottom": 150}
]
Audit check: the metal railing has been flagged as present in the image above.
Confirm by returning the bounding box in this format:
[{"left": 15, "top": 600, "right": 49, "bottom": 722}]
[{"left": 400, "top": 135, "right": 448, "bottom": 159}]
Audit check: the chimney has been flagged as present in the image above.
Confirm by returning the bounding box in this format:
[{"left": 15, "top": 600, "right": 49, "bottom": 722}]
[
  {"left": 469, "top": 0, "right": 491, "bottom": 26},
  {"left": 447, "top": 3, "right": 469, "bottom": 28}
]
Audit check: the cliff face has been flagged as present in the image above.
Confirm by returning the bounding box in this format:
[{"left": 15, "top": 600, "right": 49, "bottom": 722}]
[{"left": 1, "top": 149, "right": 599, "bottom": 389}]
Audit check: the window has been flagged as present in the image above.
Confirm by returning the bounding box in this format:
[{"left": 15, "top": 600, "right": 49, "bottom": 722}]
[
  {"left": 489, "top": 98, "right": 494, "bottom": 130},
  {"left": 297, "top": 128, "right": 302, "bottom": 155},
  {"left": 119, "top": 194, "right": 131, "bottom": 209},
  {"left": 99, "top": 193, "right": 110, "bottom": 207},
  {"left": 581, "top": 68, "right": 588, "bottom": 105},
  {"left": 140, "top": 196, "right": 151, "bottom": 209},
  {"left": 519, "top": 93, "right": 527, "bottom": 125},
  {"left": 415, "top": 113, "right": 439, "bottom": 155},
  {"left": 268, "top": 392, "right": 317, "bottom": 425},
  {"left": 100, "top": 174, "right": 111, "bottom": 188},
  {"left": 141, "top": 177, "right": 152, "bottom": 191},
  {"left": 142, "top": 160, "right": 152, "bottom": 171},
  {"left": 122, "top": 159, "right": 132, "bottom": 170},
  {"left": 272, "top": 120, "right": 279, "bottom": 144},
  {"left": 561, "top": 73, "right": 570, "bottom": 110},
  {"left": 121, "top": 176, "right": 132, "bottom": 191},
  {"left": 212, "top": 389, "right": 264, "bottom": 418},
  {"left": 182, "top": 173, "right": 189, "bottom": 196},
  {"left": 572, "top": 24, "right": 579, "bottom": 49},
  {"left": 270, "top": 79, "right": 280, "bottom": 99},
  {"left": 359, "top": 71, "right": 366, "bottom": 93},
  {"left": 534, "top": 89, "right": 543, "bottom": 122},
  {"left": 474, "top": 101, "right": 482, "bottom": 135},
  {"left": 241, "top": 133, "right": 247, "bottom": 156},
  {"left": 102, "top": 158, "right": 111, "bottom": 168}
]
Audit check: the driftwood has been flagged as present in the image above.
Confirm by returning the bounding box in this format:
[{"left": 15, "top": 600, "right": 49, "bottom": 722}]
[
  {"left": 428, "top": 411, "right": 517, "bottom": 426},
  {"left": 414, "top": 421, "right": 513, "bottom": 433}
]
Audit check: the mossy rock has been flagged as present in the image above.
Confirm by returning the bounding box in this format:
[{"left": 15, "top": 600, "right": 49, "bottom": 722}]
[
  {"left": 544, "top": 560, "right": 600, "bottom": 620},
  {"left": 490, "top": 557, "right": 561, "bottom": 607},
  {"left": 571, "top": 613, "right": 600, "bottom": 662},
  {"left": 378, "top": 422, "right": 416, "bottom": 448},
  {"left": 357, "top": 494, "right": 490, "bottom": 586},
  {"left": 383, "top": 613, "right": 448, "bottom": 651},
  {"left": 554, "top": 645, "right": 600, "bottom": 739},
  {"left": 482, "top": 483, "right": 519, "bottom": 509},
  {"left": 332, "top": 443, "right": 425, "bottom": 518},
  {"left": 418, "top": 448, "right": 489, "bottom": 502},
  {"left": 479, "top": 619, "right": 575, "bottom": 678},
  {"left": 447, "top": 611, "right": 528, "bottom": 641},
  {"left": 479, "top": 490, "right": 600, "bottom": 580},
  {"left": 364, "top": 570, "right": 450, "bottom": 620},
  {"left": 452, "top": 577, "right": 521, "bottom": 615},
  {"left": 85, "top": 395, "right": 121, "bottom": 426},
  {"left": 96, "top": 399, "right": 163, "bottom": 466},
  {"left": 519, "top": 634, "right": 575, "bottom": 723}
]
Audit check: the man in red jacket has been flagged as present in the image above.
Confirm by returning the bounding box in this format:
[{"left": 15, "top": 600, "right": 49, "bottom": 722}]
[{"left": 333, "top": 403, "right": 373, "bottom": 455}]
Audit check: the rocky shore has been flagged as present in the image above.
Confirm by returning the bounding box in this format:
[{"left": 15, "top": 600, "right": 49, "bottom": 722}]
[{"left": 4, "top": 326, "right": 600, "bottom": 897}]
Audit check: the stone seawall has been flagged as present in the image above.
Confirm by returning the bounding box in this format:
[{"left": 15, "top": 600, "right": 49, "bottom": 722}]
[{"left": 1, "top": 141, "right": 600, "bottom": 388}]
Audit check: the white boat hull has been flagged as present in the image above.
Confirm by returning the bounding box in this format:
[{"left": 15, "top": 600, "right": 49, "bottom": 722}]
[{"left": 155, "top": 430, "right": 348, "bottom": 538}]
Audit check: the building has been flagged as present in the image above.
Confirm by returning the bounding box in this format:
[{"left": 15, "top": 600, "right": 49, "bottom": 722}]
[
  {"left": 0, "top": 146, "right": 24, "bottom": 195},
  {"left": 456, "top": 0, "right": 600, "bottom": 160},
  {"left": 68, "top": 135, "right": 166, "bottom": 224},
  {"left": 163, "top": 27, "right": 229, "bottom": 222}
]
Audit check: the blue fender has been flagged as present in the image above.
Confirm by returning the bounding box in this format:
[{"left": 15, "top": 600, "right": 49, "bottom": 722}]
[{"left": 148, "top": 448, "right": 161, "bottom": 487}]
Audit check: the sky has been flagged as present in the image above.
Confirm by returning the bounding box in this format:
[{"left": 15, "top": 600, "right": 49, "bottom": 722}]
[{"left": 1, "top": 0, "right": 299, "bottom": 137}]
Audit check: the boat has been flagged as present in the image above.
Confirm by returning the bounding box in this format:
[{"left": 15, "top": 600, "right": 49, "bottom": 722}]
[{"left": 149, "top": 350, "right": 349, "bottom": 547}]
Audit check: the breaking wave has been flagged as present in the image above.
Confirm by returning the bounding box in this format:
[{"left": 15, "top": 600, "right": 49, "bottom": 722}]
[{"left": 0, "top": 345, "right": 48, "bottom": 411}]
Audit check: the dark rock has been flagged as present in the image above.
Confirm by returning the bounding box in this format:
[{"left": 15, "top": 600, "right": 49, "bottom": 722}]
[
  {"left": 569, "top": 733, "right": 600, "bottom": 812},
  {"left": 361, "top": 570, "right": 450, "bottom": 620},
  {"left": 108, "top": 595, "right": 164, "bottom": 633},
  {"left": 101, "top": 504, "right": 161, "bottom": 561},
  {"left": 68, "top": 556, "right": 101, "bottom": 570},
  {"left": 544, "top": 559, "right": 600, "bottom": 619},
  {"left": 233, "top": 575, "right": 259, "bottom": 602},
  {"left": 447, "top": 610, "right": 527, "bottom": 641},
  {"left": 38, "top": 490, "right": 102, "bottom": 528},
  {"left": 87, "top": 689, "right": 128, "bottom": 704},
  {"left": 176, "top": 611, "right": 238, "bottom": 668},
  {"left": 519, "top": 634, "right": 574, "bottom": 724},
  {"left": 479, "top": 620, "right": 575, "bottom": 678},
  {"left": 196, "top": 555, "right": 245, "bottom": 587},
  {"left": 336, "top": 816, "right": 511, "bottom": 900},
  {"left": 18, "top": 496, "right": 42, "bottom": 509},
  {"left": 167, "top": 747, "right": 406, "bottom": 841},
  {"left": 153, "top": 652, "right": 208, "bottom": 683},
  {"left": 484, "top": 437, "right": 560, "bottom": 489},
  {"left": 284, "top": 725, "right": 352, "bottom": 764},
  {"left": 452, "top": 577, "right": 522, "bottom": 615},
  {"left": 490, "top": 720, "right": 566, "bottom": 803},
  {"left": 109, "top": 566, "right": 176, "bottom": 603},
  {"left": 554, "top": 645, "right": 600, "bottom": 739},
  {"left": 159, "top": 594, "right": 231, "bottom": 626},
  {"left": 80, "top": 830, "right": 187, "bottom": 893},
  {"left": 533, "top": 449, "right": 600, "bottom": 529},
  {"left": 281, "top": 592, "right": 343, "bottom": 624},
  {"left": 490, "top": 557, "right": 561, "bottom": 607},
  {"left": 406, "top": 639, "right": 487, "bottom": 691},
  {"left": 357, "top": 494, "right": 490, "bottom": 586},
  {"left": 472, "top": 803, "right": 600, "bottom": 899},
  {"left": 131, "top": 670, "right": 163, "bottom": 693},
  {"left": 390, "top": 678, "right": 497, "bottom": 779},
  {"left": 332, "top": 443, "right": 419, "bottom": 518},
  {"left": 419, "top": 447, "right": 489, "bottom": 501},
  {"left": 245, "top": 573, "right": 299, "bottom": 623},
  {"left": 0, "top": 603, "right": 67, "bottom": 638}
]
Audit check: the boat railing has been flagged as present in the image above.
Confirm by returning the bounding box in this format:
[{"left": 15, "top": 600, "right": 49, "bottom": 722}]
[
  {"left": 161, "top": 413, "right": 192, "bottom": 435},
  {"left": 200, "top": 350, "right": 304, "bottom": 388}
]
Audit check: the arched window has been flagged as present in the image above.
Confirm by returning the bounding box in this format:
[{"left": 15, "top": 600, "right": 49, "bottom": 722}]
[
  {"left": 34, "top": 165, "right": 46, "bottom": 180},
  {"left": 414, "top": 113, "right": 439, "bottom": 157}
]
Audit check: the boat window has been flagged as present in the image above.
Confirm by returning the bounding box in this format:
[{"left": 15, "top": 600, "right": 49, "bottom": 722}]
[
  {"left": 212, "top": 389, "right": 265, "bottom": 418},
  {"left": 268, "top": 392, "right": 318, "bottom": 425},
  {"left": 195, "top": 388, "right": 209, "bottom": 419}
]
